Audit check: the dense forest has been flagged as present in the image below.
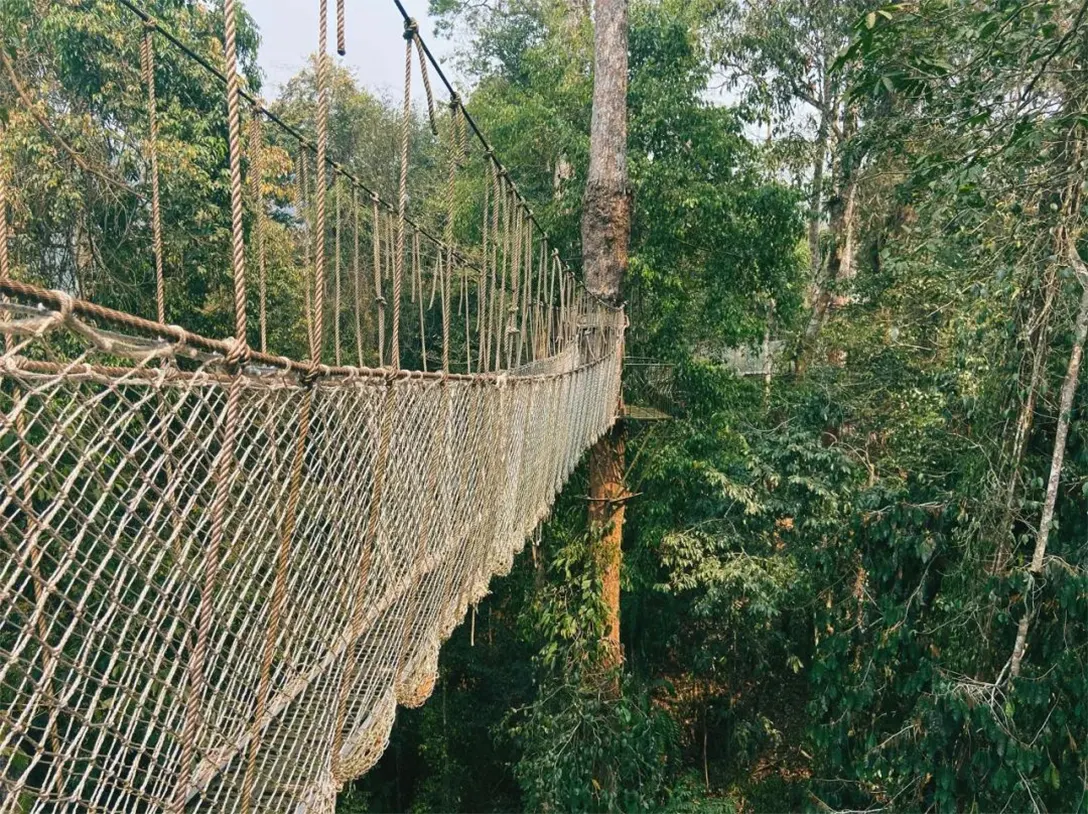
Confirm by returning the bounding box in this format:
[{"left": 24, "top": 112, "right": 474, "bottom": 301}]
[
  {"left": 340, "top": 0, "right": 1088, "bottom": 810},
  {"left": 1, "top": 0, "right": 1086, "bottom": 810}
]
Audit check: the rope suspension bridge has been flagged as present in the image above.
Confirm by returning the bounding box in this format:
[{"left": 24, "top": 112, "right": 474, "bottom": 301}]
[{"left": 0, "top": 0, "right": 623, "bottom": 810}]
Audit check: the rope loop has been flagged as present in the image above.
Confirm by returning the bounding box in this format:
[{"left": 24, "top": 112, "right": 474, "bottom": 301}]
[
  {"left": 298, "top": 363, "right": 320, "bottom": 388},
  {"left": 224, "top": 336, "right": 249, "bottom": 370},
  {"left": 167, "top": 324, "right": 191, "bottom": 354},
  {"left": 403, "top": 17, "right": 419, "bottom": 40},
  {"left": 49, "top": 289, "right": 75, "bottom": 324}
]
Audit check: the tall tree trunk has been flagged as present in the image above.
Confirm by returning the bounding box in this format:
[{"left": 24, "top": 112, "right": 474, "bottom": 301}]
[
  {"left": 992, "top": 262, "right": 1059, "bottom": 576},
  {"left": 799, "top": 106, "right": 859, "bottom": 372},
  {"left": 799, "top": 104, "right": 863, "bottom": 372},
  {"left": 1008, "top": 244, "right": 1088, "bottom": 680},
  {"left": 582, "top": 0, "right": 628, "bottom": 306},
  {"left": 588, "top": 423, "right": 626, "bottom": 665},
  {"left": 582, "top": 0, "right": 629, "bottom": 673},
  {"left": 807, "top": 86, "right": 829, "bottom": 282}
]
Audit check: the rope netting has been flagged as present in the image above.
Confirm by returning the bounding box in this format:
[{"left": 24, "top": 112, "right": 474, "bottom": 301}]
[{"left": 0, "top": 1, "right": 623, "bottom": 810}]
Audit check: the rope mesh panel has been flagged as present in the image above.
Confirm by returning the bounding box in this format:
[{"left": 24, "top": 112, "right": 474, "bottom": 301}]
[{"left": 0, "top": 298, "right": 622, "bottom": 811}]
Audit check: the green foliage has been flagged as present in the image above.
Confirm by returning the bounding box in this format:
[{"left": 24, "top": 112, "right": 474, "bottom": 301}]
[
  {"left": 510, "top": 523, "right": 679, "bottom": 813},
  {"left": 510, "top": 678, "right": 678, "bottom": 813}
]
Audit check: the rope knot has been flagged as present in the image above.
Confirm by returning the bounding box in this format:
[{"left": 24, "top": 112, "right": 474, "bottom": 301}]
[
  {"left": 50, "top": 289, "right": 75, "bottom": 322},
  {"left": 298, "top": 364, "right": 320, "bottom": 388},
  {"left": 448, "top": 93, "right": 461, "bottom": 110},
  {"left": 224, "top": 336, "right": 249, "bottom": 370},
  {"left": 143, "top": 16, "right": 158, "bottom": 31},
  {"left": 0, "top": 353, "right": 20, "bottom": 374},
  {"left": 167, "top": 324, "right": 191, "bottom": 352},
  {"left": 403, "top": 18, "right": 419, "bottom": 41}
]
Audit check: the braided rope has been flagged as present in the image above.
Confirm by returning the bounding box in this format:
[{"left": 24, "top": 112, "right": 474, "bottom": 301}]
[
  {"left": 393, "top": 21, "right": 415, "bottom": 370},
  {"left": 248, "top": 106, "right": 269, "bottom": 353},
  {"left": 478, "top": 146, "right": 490, "bottom": 373},
  {"left": 494, "top": 170, "right": 508, "bottom": 372},
  {"left": 507, "top": 199, "right": 522, "bottom": 369},
  {"left": 313, "top": 0, "right": 330, "bottom": 364},
  {"left": 414, "top": 229, "right": 428, "bottom": 371},
  {"left": 442, "top": 96, "right": 460, "bottom": 374},
  {"left": 354, "top": 187, "right": 364, "bottom": 364},
  {"left": 299, "top": 151, "right": 318, "bottom": 359},
  {"left": 173, "top": 0, "right": 248, "bottom": 803},
  {"left": 0, "top": 142, "right": 9, "bottom": 281},
  {"left": 140, "top": 24, "right": 166, "bottom": 324},
  {"left": 336, "top": 0, "right": 346, "bottom": 56},
  {"left": 223, "top": 0, "right": 247, "bottom": 349},
  {"left": 335, "top": 179, "right": 343, "bottom": 366},
  {"left": 413, "top": 33, "right": 438, "bottom": 136},
  {"left": 373, "top": 196, "right": 385, "bottom": 367}
]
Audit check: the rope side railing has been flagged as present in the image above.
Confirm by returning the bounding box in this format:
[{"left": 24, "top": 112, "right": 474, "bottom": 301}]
[{"left": 0, "top": 1, "right": 624, "bottom": 811}]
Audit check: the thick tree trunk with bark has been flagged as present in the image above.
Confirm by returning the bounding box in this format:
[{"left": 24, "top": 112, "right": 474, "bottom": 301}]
[
  {"left": 582, "top": 0, "right": 628, "bottom": 306},
  {"left": 799, "top": 106, "right": 857, "bottom": 372},
  {"left": 582, "top": 0, "right": 629, "bottom": 673},
  {"left": 588, "top": 423, "right": 625, "bottom": 663}
]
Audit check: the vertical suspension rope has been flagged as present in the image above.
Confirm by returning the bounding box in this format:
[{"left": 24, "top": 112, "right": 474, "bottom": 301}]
[
  {"left": 516, "top": 214, "right": 530, "bottom": 367},
  {"left": 140, "top": 23, "right": 166, "bottom": 324},
  {"left": 248, "top": 107, "right": 268, "bottom": 353},
  {"left": 0, "top": 155, "right": 8, "bottom": 282},
  {"left": 335, "top": 177, "right": 342, "bottom": 365},
  {"left": 224, "top": 3, "right": 248, "bottom": 346},
  {"left": 442, "top": 95, "right": 461, "bottom": 374},
  {"left": 478, "top": 155, "right": 489, "bottom": 373},
  {"left": 354, "top": 187, "right": 364, "bottom": 364},
  {"left": 298, "top": 150, "right": 317, "bottom": 359},
  {"left": 494, "top": 170, "right": 508, "bottom": 372},
  {"left": 336, "top": 0, "right": 346, "bottom": 56},
  {"left": 174, "top": 0, "right": 248, "bottom": 804},
  {"left": 0, "top": 193, "right": 8, "bottom": 289},
  {"left": 393, "top": 20, "right": 416, "bottom": 370},
  {"left": 548, "top": 249, "right": 558, "bottom": 356},
  {"left": 372, "top": 195, "right": 384, "bottom": 367},
  {"left": 415, "top": 229, "right": 427, "bottom": 371},
  {"left": 507, "top": 199, "right": 522, "bottom": 369},
  {"left": 414, "top": 34, "right": 438, "bottom": 137},
  {"left": 462, "top": 261, "right": 471, "bottom": 373},
  {"left": 313, "top": 0, "right": 330, "bottom": 364},
  {"left": 488, "top": 161, "right": 501, "bottom": 371}
]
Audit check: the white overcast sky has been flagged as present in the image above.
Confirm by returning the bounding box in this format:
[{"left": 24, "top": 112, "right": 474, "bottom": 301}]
[{"left": 250, "top": 0, "right": 454, "bottom": 98}]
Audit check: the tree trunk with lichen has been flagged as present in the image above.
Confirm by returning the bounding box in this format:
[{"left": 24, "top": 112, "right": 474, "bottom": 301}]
[{"left": 581, "top": 0, "right": 628, "bottom": 673}]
